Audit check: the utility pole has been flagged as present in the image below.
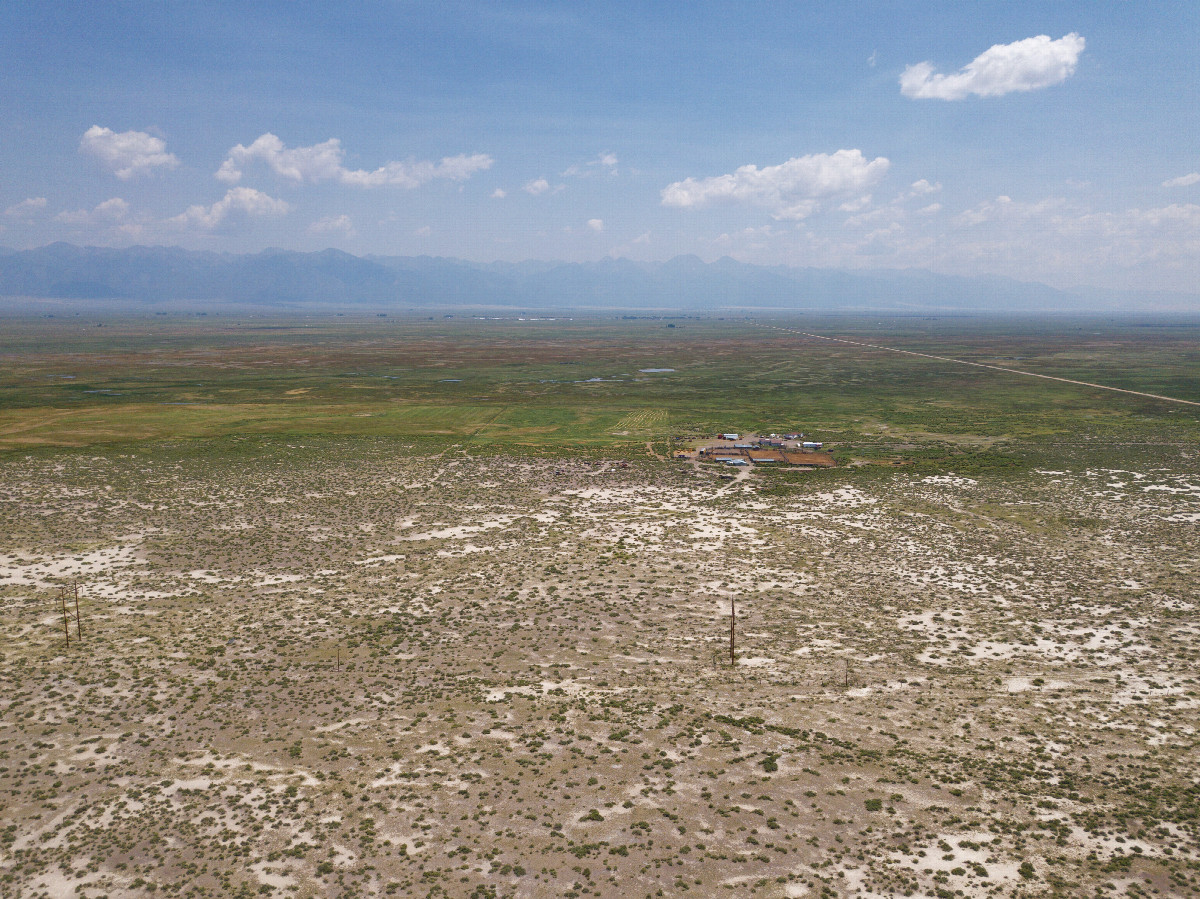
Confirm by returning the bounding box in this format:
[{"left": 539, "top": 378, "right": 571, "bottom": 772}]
[
  {"left": 73, "top": 582, "right": 82, "bottom": 641},
  {"left": 59, "top": 588, "right": 70, "bottom": 649},
  {"left": 730, "top": 596, "right": 736, "bottom": 666}
]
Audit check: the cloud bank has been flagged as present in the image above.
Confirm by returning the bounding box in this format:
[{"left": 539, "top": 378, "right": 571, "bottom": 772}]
[
  {"left": 55, "top": 198, "right": 130, "bottom": 225},
  {"left": 216, "top": 134, "right": 492, "bottom": 188},
  {"left": 171, "top": 187, "right": 290, "bottom": 229},
  {"left": 661, "top": 150, "right": 890, "bottom": 220},
  {"left": 5, "top": 197, "right": 48, "bottom": 218},
  {"left": 307, "top": 214, "right": 355, "bottom": 237},
  {"left": 1163, "top": 173, "right": 1200, "bottom": 188},
  {"left": 901, "top": 33, "right": 1084, "bottom": 100},
  {"left": 80, "top": 126, "right": 180, "bottom": 179},
  {"left": 942, "top": 195, "right": 1200, "bottom": 285}
]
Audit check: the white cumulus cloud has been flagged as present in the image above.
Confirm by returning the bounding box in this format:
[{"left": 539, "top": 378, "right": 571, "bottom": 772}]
[
  {"left": 170, "top": 187, "right": 289, "bottom": 229},
  {"left": 563, "top": 153, "right": 619, "bottom": 178},
  {"left": 307, "top": 214, "right": 355, "bottom": 237},
  {"left": 901, "top": 33, "right": 1085, "bottom": 100},
  {"left": 54, "top": 197, "right": 130, "bottom": 225},
  {"left": 5, "top": 197, "right": 47, "bottom": 218},
  {"left": 424, "top": 154, "right": 493, "bottom": 182},
  {"left": 491, "top": 188, "right": 507, "bottom": 199},
  {"left": 1163, "top": 172, "right": 1200, "bottom": 188},
  {"left": 216, "top": 133, "right": 491, "bottom": 188},
  {"left": 1129, "top": 203, "right": 1200, "bottom": 230},
  {"left": 661, "top": 150, "right": 890, "bottom": 220},
  {"left": 340, "top": 154, "right": 493, "bottom": 188},
  {"left": 587, "top": 218, "right": 604, "bottom": 232},
  {"left": 80, "top": 126, "right": 180, "bottom": 179},
  {"left": 217, "top": 134, "right": 341, "bottom": 183},
  {"left": 523, "top": 178, "right": 550, "bottom": 195}
]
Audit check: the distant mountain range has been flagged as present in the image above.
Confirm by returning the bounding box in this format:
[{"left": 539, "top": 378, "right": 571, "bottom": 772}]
[{"left": 0, "top": 242, "right": 1195, "bottom": 314}]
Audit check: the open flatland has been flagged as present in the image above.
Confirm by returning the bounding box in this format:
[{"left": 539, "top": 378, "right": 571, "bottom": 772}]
[{"left": 1, "top": 315, "right": 1198, "bottom": 899}]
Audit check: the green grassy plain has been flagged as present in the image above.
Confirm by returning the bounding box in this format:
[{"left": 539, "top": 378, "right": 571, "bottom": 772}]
[{"left": 2, "top": 314, "right": 1198, "bottom": 465}]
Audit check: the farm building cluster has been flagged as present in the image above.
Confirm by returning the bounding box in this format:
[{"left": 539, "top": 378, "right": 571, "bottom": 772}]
[{"left": 683, "top": 433, "right": 835, "bottom": 468}]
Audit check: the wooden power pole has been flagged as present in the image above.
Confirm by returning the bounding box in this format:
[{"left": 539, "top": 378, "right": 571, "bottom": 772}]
[
  {"left": 73, "top": 582, "right": 82, "bottom": 641},
  {"left": 59, "top": 588, "right": 70, "bottom": 649},
  {"left": 729, "top": 596, "right": 736, "bottom": 666}
]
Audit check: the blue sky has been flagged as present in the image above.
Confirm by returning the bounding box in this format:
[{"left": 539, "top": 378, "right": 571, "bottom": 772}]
[{"left": 3, "top": 1, "right": 1198, "bottom": 291}]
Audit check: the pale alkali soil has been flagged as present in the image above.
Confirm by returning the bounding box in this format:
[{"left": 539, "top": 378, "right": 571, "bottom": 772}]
[{"left": 1, "top": 442, "right": 1198, "bottom": 898}]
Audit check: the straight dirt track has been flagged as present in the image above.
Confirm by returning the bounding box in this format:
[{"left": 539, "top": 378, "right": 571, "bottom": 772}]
[{"left": 759, "top": 322, "right": 1200, "bottom": 408}]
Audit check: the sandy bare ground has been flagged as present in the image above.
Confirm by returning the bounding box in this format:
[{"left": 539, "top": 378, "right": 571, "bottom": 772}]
[{"left": 1, "top": 443, "right": 1197, "bottom": 898}]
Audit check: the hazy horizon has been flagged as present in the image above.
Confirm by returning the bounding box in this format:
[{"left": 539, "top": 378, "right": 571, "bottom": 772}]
[{"left": 6, "top": 239, "right": 1199, "bottom": 315}]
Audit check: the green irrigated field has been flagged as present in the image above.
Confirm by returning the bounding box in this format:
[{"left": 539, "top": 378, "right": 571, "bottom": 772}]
[{"left": 1, "top": 314, "right": 1198, "bottom": 463}]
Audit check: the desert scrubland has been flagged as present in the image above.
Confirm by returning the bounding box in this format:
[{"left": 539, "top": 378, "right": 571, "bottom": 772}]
[{"left": 1, "top": 316, "right": 1198, "bottom": 898}]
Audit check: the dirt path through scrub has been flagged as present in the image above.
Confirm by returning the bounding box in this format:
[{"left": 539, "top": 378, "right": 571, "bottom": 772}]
[{"left": 715, "top": 463, "right": 753, "bottom": 494}]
